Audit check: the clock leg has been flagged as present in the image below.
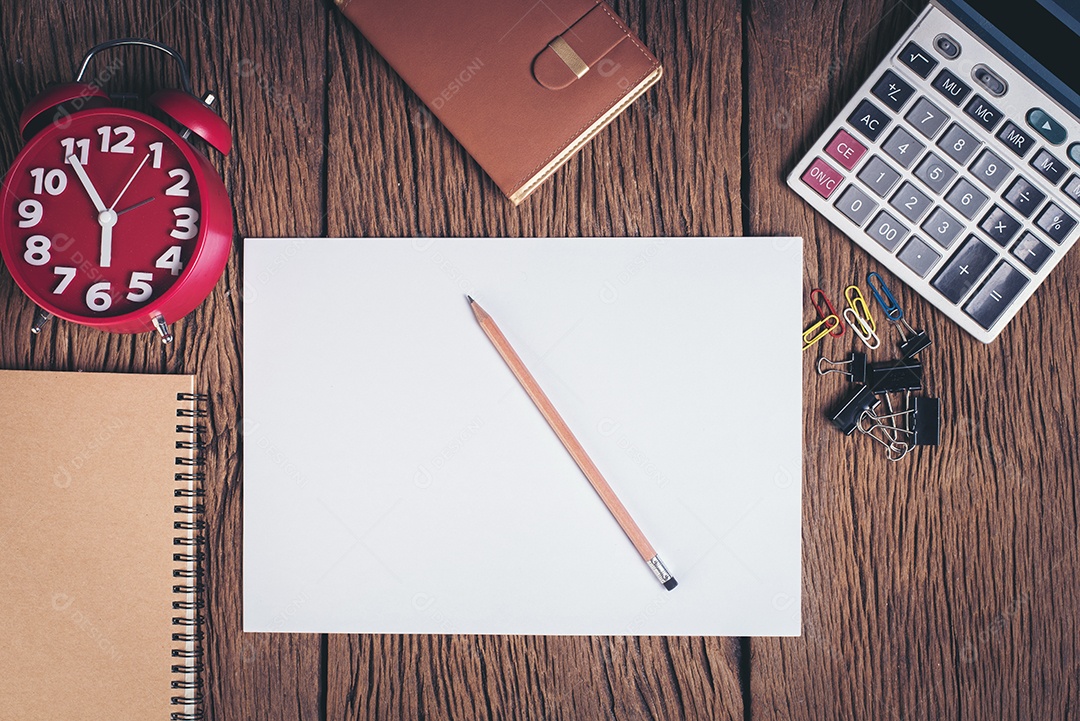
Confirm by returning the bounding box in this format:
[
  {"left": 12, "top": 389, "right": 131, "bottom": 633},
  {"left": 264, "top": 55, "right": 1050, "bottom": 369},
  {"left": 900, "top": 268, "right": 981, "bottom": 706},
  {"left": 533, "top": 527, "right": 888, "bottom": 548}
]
[
  {"left": 30, "top": 309, "right": 52, "bottom": 335},
  {"left": 152, "top": 314, "right": 174, "bottom": 344}
]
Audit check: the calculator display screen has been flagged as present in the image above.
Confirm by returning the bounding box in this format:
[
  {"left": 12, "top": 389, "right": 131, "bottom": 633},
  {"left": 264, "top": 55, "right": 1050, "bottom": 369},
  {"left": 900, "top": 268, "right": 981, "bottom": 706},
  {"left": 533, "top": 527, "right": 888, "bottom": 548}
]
[{"left": 942, "top": 0, "right": 1080, "bottom": 119}]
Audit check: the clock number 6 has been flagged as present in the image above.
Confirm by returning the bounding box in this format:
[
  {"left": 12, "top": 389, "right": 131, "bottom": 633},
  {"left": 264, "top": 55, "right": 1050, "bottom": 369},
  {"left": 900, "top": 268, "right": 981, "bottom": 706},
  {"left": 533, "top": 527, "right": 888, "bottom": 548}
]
[
  {"left": 86, "top": 281, "right": 113, "bottom": 312},
  {"left": 171, "top": 207, "right": 200, "bottom": 240}
]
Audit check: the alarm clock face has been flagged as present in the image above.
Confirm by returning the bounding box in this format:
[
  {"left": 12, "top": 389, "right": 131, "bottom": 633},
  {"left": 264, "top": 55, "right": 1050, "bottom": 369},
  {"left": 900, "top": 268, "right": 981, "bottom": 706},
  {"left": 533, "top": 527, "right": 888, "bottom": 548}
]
[{"left": 1, "top": 108, "right": 203, "bottom": 321}]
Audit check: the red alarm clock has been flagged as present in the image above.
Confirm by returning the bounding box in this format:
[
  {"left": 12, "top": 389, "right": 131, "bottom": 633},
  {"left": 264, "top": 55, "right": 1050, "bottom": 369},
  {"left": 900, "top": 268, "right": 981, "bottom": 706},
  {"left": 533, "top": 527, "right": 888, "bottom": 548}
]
[{"left": 0, "top": 39, "right": 232, "bottom": 343}]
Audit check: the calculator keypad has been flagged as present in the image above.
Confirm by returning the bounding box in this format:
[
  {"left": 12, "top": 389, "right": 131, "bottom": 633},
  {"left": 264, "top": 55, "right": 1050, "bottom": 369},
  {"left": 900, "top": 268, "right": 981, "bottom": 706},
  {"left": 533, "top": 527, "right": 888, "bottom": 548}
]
[{"left": 788, "top": 7, "right": 1080, "bottom": 342}]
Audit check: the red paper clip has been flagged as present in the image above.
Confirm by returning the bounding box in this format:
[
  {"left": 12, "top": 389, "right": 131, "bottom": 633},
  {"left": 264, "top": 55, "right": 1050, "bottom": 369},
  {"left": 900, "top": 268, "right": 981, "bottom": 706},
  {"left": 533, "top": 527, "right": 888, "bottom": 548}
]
[{"left": 810, "top": 288, "right": 844, "bottom": 337}]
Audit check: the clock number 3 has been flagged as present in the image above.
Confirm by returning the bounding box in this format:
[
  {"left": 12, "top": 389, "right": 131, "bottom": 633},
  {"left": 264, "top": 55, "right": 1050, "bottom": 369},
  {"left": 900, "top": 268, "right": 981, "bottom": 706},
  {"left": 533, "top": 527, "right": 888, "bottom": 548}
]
[{"left": 171, "top": 207, "right": 199, "bottom": 240}]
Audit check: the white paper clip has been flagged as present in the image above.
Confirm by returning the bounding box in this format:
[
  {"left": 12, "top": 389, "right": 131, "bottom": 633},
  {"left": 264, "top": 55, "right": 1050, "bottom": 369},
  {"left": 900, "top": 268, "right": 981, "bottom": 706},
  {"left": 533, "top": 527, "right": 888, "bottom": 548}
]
[{"left": 843, "top": 307, "right": 880, "bottom": 350}]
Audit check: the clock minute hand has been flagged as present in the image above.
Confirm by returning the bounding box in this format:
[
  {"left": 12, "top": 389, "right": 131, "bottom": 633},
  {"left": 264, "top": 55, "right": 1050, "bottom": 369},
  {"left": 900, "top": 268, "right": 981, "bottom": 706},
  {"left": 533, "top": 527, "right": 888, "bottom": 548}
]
[{"left": 68, "top": 155, "right": 107, "bottom": 214}]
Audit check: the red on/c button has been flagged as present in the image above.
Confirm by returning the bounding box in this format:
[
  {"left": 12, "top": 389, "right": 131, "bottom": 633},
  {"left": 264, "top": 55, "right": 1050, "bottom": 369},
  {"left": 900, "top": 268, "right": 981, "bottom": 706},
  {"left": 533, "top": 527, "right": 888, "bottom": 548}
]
[
  {"left": 824, "top": 129, "right": 866, "bottom": 170},
  {"left": 801, "top": 157, "right": 843, "bottom": 199}
]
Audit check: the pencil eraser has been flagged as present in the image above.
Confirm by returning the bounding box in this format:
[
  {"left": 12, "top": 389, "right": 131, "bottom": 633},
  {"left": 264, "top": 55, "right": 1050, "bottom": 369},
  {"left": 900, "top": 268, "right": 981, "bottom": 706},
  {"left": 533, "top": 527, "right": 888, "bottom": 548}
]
[{"left": 664, "top": 577, "right": 678, "bottom": 591}]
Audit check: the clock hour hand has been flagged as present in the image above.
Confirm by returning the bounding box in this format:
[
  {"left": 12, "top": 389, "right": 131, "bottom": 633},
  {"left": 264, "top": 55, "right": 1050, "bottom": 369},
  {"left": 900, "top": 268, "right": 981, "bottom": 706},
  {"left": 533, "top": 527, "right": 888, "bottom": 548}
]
[
  {"left": 115, "top": 197, "right": 156, "bottom": 216},
  {"left": 68, "top": 154, "right": 107, "bottom": 214}
]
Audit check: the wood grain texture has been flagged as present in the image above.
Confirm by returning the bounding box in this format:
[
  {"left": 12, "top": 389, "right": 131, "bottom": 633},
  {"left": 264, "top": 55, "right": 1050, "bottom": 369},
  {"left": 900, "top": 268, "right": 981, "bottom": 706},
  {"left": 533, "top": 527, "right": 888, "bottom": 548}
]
[
  {"left": 746, "top": 0, "right": 1080, "bottom": 719},
  {"left": 2, "top": 0, "right": 1077, "bottom": 719}
]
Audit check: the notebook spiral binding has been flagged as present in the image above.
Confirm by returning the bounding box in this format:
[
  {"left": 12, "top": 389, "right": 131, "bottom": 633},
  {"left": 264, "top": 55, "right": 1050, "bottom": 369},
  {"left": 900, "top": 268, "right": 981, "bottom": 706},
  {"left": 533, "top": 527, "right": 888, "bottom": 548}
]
[{"left": 171, "top": 392, "right": 208, "bottom": 721}]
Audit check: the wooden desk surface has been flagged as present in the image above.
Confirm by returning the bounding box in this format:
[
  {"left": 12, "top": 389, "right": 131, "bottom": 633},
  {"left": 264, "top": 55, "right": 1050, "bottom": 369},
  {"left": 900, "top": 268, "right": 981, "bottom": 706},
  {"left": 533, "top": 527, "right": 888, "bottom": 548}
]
[{"left": 2, "top": 1, "right": 1077, "bottom": 718}]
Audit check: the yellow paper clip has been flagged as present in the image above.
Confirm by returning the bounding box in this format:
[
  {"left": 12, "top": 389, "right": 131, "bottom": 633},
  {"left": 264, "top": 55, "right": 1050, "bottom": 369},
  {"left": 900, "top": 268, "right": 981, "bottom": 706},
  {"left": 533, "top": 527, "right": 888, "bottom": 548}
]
[
  {"left": 843, "top": 307, "right": 881, "bottom": 350},
  {"left": 843, "top": 284, "right": 876, "bottom": 333},
  {"left": 802, "top": 314, "right": 840, "bottom": 352}
]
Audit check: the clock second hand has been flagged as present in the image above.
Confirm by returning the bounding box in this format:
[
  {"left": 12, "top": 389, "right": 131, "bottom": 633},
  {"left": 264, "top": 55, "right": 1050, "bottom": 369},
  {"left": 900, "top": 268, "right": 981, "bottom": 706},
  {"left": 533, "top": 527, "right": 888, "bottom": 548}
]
[{"left": 109, "top": 153, "right": 151, "bottom": 212}]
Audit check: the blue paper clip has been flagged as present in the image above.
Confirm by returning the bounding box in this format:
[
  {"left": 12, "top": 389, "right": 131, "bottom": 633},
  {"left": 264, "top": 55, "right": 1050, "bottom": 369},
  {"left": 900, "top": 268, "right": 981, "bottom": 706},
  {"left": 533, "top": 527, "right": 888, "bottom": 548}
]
[{"left": 866, "top": 272, "right": 903, "bottom": 321}]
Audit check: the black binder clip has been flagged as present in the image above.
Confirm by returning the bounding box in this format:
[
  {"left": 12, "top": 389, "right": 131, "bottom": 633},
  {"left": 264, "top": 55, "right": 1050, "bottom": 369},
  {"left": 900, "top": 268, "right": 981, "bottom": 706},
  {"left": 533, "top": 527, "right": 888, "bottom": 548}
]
[
  {"left": 895, "top": 318, "right": 931, "bottom": 358},
  {"left": 858, "top": 395, "right": 940, "bottom": 460},
  {"left": 867, "top": 357, "right": 923, "bottom": 393},
  {"left": 829, "top": 384, "right": 877, "bottom": 435},
  {"left": 816, "top": 352, "right": 868, "bottom": 383}
]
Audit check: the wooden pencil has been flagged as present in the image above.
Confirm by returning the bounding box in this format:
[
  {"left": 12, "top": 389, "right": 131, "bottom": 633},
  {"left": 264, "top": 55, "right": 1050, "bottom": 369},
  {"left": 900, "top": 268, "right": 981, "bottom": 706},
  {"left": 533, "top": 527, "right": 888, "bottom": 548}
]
[{"left": 467, "top": 296, "right": 677, "bottom": 591}]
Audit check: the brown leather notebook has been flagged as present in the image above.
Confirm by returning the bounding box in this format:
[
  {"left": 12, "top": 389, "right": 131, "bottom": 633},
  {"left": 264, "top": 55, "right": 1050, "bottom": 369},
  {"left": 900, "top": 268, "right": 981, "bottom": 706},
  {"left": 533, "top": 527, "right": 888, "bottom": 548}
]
[{"left": 335, "top": 0, "right": 662, "bottom": 204}]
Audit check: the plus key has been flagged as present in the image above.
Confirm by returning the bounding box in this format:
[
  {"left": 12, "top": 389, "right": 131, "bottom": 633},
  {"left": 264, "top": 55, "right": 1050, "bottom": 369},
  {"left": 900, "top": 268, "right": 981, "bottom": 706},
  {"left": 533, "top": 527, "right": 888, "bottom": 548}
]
[{"left": 931, "top": 236, "right": 998, "bottom": 303}]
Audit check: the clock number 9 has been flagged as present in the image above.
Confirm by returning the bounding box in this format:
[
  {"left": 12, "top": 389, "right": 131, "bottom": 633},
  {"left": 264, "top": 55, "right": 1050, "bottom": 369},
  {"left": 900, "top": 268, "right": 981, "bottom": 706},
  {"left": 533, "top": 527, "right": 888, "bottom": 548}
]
[
  {"left": 18, "top": 200, "right": 43, "bottom": 228},
  {"left": 171, "top": 207, "right": 200, "bottom": 240}
]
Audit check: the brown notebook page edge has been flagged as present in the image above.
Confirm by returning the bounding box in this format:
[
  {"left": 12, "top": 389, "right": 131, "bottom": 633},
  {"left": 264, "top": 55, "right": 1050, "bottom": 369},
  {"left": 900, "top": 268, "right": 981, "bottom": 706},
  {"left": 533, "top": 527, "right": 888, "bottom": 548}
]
[{"left": 0, "top": 370, "right": 196, "bottom": 721}]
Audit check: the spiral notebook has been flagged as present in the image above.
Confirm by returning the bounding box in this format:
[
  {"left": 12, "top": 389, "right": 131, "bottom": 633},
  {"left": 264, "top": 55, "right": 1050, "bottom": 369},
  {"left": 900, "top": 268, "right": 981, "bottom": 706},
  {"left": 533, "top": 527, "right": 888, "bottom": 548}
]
[{"left": 0, "top": 370, "right": 206, "bottom": 721}]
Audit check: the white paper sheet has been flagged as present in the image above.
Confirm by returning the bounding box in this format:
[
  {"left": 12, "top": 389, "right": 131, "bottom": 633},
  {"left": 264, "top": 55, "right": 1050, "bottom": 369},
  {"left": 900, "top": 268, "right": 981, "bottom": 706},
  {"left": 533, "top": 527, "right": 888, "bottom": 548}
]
[{"left": 243, "top": 237, "right": 803, "bottom": 635}]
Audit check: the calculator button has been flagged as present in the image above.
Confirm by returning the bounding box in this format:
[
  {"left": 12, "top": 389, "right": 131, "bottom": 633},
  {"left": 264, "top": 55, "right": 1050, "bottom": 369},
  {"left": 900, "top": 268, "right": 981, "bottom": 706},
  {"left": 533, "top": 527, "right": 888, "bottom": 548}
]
[
  {"left": 867, "top": 210, "right": 909, "bottom": 251},
  {"left": 800, "top": 157, "right": 844, "bottom": 199},
  {"left": 964, "top": 95, "right": 1003, "bottom": 132},
  {"left": 1063, "top": 175, "right": 1080, "bottom": 206},
  {"left": 897, "top": 237, "right": 941, "bottom": 277},
  {"left": 938, "top": 123, "right": 979, "bottom": 165},
  {"left": 1070, "top": 143, "right": 1080, "bottom": 166},
  {"left": 834, "top": 185, "right": 876, "bottom": 226},
  {"left": 978, "top": 205, "right": 1021, "bottom": 246},
  {"left": 1012, "top": 232, "right": 1052, "bottom": 273},
  {"left": 1029, "top": 149, "right": 1067, "bottom": 185},
  {"left": 889, "top": 182, "right": 933, "bottom": 222},
  {"left": 934, "top": 34, "right": 961, "bottom": 59},
  {"left": 1003, "top": 177, "right": 1046, "bottom": 218},
  {"left": 931, "top": 68, "right": 971, "bottom": 106},
  {"left": 963, "top": 262, "right": 1029, "bottom": 330},
  {"left": 1035, "top": 203, "right": 1076, "bottom": 243},
  {"left": 997, "top": 121, "right": 1035, "bottom": 158},
  {"left": 905, "top": 97, "right": 948, "bottom": 138},
  {"left": 881, "top": 127, "right": 925, "bottom": 169},
  {"left": 898, "top": 42, "right": 938, "bottom": 79},
  {"left": 969, "top": 149, "right": 1012, "bottom": 191},
  {"left": 1027, "top": 108, "right": 1067, "bottom": 145},
  {"left": 857, "top": 156, "right": 901, "bottom": 197},
  {"left": 944, "top": 178, "right": 988, "bottom": 219},
  {"left": 921, "top": 206, "right": 963, "bottom": 248},
  {"left": 848, "top": 99, "right": 891, "bottom": 141},
  {"left": 913, "top": 152, "right": 956, "bottom": 193},
  {"left": 931, "top": 236, "right": 998, "bottom": 303},
  {"left": 824, "top": 129, "right": 867, "bottom": 170},
  {"left": 871, "top": 70, "right": 916, "bottom": 112}
]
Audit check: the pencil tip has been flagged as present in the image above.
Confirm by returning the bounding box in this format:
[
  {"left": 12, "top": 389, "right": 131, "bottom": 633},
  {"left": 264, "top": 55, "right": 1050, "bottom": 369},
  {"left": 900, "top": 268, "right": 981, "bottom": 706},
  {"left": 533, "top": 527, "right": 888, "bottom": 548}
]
[
  {"left": 664, "top": 577, "right": 678, "bottom": 591},
  {"left": 466, "top": 295, "right": 474, "bottom": 303}
]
